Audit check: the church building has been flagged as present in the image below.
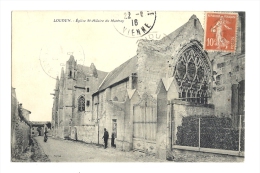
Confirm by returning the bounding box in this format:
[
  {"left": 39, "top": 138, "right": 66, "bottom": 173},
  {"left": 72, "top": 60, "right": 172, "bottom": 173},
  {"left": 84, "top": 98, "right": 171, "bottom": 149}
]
[{"left": 51, "top": 56, "right": 107, "bottom": 139}]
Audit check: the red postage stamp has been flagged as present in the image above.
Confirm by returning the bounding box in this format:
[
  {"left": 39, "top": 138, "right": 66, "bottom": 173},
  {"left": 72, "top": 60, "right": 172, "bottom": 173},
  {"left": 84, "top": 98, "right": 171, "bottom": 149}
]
[{"left": 204, "top": 12, "right": 238, "bottom": 52}]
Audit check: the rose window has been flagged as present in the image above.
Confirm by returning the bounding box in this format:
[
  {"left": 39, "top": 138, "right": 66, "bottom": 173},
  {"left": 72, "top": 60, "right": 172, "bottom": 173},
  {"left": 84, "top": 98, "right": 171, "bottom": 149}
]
[{"left": 173, "top": 45, "right": 211, "bottom": 104}]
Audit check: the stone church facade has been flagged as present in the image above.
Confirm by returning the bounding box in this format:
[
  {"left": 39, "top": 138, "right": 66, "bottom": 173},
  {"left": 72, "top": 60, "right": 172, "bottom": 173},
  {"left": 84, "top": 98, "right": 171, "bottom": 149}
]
[
  {"left": 52, "top": 14, "right": 245, "bottom": 159},
  {"left": 51, "top": 56, "right": 107, "bottom": 139}
]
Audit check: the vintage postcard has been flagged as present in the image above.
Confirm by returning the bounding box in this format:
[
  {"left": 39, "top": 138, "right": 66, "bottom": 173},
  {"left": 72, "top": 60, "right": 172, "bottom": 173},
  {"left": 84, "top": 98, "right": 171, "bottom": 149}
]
[{"left": 11, "top": 11, "right": 245, "bottom": 163}]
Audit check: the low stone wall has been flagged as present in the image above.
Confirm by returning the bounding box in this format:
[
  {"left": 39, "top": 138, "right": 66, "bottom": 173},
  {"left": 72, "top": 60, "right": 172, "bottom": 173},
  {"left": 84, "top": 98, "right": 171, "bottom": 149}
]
[
  {"left": 12, "top": 119, "right": 31, "bottom": 160},
  {"left": 71, "top": 125, "right": 96, "bottom": 144}
]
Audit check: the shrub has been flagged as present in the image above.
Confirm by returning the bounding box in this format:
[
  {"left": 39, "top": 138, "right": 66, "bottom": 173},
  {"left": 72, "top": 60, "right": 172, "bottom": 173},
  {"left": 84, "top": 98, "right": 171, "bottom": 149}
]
[{"left": 176, "top": 116, "right": 244, "bottom": 151}]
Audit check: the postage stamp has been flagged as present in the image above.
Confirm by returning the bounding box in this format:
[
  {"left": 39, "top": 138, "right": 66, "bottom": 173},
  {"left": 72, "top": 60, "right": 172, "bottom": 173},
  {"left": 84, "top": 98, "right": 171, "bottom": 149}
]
[
  {"left": 204, "top": 12, "right": 238, "bottom": 52},
  {"left": 113, "top": 11, "right": 156, "bottom": 38}
]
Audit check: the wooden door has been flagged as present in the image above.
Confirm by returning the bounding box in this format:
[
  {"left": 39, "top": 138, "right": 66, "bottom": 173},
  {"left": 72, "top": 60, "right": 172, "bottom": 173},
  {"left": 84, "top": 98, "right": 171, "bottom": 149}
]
[{"left": 133, "top": 94, "right": 157, "bottom": 154}]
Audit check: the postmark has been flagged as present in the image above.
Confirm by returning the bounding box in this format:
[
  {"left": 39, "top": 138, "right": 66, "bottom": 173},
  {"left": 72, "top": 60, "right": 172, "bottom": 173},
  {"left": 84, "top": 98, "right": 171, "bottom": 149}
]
[
  {"left": 142, "top": 31, "right": 170, "bottom": 41},
  {"left": 136, "top": 31, "right": 172, "bottom": 48},
  {"left": 113, "top": 11, "right": 156, "bottom": 38},
  {"left": 204, "top": 12, "right": 238, "bottom": 52},
  {"left": 39, "top": 41, "right": 85, "bottom": 79}
]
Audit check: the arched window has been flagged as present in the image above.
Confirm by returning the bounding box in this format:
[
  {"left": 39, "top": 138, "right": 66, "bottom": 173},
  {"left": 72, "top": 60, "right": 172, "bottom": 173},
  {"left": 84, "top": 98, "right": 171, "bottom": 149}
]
[
  {"left": 173, "top": 43, "right": 211, "bottom": 104},
  {"left": 78, "top": 96, "right": 85, "bottom": 112}
]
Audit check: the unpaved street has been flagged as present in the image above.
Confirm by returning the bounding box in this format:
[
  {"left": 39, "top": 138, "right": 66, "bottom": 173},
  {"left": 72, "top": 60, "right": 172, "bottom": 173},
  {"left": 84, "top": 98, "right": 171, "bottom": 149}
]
[
  {"left": 34, "top": 136, "right": 161, "bottom": 162},
  {"left": 34, "top": 136, "right": 243, "bottom": 162}
]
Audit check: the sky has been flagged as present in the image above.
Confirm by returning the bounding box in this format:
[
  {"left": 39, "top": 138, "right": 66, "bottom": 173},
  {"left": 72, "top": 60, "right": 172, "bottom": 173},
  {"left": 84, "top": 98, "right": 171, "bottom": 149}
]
[{"left": 12, "top": 11, "right": 204, "bottom": 121}]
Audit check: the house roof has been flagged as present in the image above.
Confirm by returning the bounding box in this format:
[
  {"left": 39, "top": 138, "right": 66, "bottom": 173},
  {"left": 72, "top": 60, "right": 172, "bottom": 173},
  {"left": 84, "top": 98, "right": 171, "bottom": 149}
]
[
  {"left": 21, "top": 108, "right": 31, "bottom": 114},
  {"left": 98, "top": 56, "right": 138, "bottom": 92}
]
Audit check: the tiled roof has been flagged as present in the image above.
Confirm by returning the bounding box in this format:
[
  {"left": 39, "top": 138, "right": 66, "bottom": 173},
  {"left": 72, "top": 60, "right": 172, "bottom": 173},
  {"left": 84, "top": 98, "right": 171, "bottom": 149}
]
[{"left": 98, "top": 56, "right": 137, "bottom": 92}]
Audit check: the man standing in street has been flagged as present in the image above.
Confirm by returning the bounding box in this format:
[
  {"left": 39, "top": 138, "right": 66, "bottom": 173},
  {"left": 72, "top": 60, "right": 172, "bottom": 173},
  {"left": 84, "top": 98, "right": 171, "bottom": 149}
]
[
  {"left": 43, "top": 124, "right": 48, "bottom": 142},
  {"left": 102, "top": 128, "right": 109, "bottom": 149}
]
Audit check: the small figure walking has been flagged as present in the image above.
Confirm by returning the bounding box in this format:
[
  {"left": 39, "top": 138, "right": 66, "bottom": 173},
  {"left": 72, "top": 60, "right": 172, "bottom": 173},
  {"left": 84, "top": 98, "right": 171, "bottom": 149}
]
[
  {"left": 44, "top": 124, "right": 48, "bottom": 142},
  {"left": 102, "top": 128, "right": 109, "bottom": 149}
]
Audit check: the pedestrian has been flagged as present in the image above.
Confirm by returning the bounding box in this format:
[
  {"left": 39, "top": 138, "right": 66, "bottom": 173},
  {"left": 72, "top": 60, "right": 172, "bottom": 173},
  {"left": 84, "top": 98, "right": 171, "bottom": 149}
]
[
  {"left": 111, "top": 132, "right": 115, "bottom": 147},
  {"left": 102, "top": 128, "right": 109, "bottom": 149},
  {"left": 44, "top": 124, "right": 48, "bottom": 142}
]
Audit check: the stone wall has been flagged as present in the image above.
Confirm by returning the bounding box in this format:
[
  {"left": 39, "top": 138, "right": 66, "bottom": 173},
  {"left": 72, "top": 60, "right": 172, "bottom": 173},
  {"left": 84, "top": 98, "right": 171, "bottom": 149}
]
[
  {"left": 136, "top": 40, "right": 168, "bottom": 94},
  {"left": 11, "top": 88, "right": 32, "bottom": 161},
  {"left": 110, "top": 81, "right": 129, "bottom": 102},
  {"left": 212, "top": 54, "right": 245, "bottom": 118},
  {"left": 98, "top": 100, "right": 126, "bottom": 149},
  {"left": 13, "top": 118, "right": 31, "bottom": 154},
  {"left": 70, "top": 125, "right": 96, "bottom": 143}
]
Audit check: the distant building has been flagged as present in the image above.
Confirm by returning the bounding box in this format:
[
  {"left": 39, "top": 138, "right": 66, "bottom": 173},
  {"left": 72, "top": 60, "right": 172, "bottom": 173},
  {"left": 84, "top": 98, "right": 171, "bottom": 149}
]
[
  {"left": 20, "top": 106, "right": 31, "bottom": 121},
  {"left": 51, "top": 14, "right": 245, "bottom": 159},
  {"left": 31, "top": 121, "right": 51, "bottom": 137}
]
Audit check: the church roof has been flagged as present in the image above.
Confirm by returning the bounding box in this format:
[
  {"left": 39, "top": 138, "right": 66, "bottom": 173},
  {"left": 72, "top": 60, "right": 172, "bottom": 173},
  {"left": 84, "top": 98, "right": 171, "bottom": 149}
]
[
  {"left": 98, "top": 56, "right": 137, "bottom": 92},
  {"left": 77, "top": 64, "right": 108, "bottom": 86}
]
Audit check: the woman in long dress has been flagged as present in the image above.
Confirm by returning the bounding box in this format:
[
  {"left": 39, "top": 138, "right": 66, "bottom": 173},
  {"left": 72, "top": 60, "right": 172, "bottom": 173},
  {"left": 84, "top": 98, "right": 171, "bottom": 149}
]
[{"left": 211, "top": 16, "right": 232, "bottom": 49}]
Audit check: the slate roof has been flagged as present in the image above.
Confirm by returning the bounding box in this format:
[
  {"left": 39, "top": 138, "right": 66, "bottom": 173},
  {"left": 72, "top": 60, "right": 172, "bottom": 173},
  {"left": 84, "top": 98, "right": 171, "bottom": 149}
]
[{"left": 97, "top": 56, "right": 137, "bottom": 92}]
